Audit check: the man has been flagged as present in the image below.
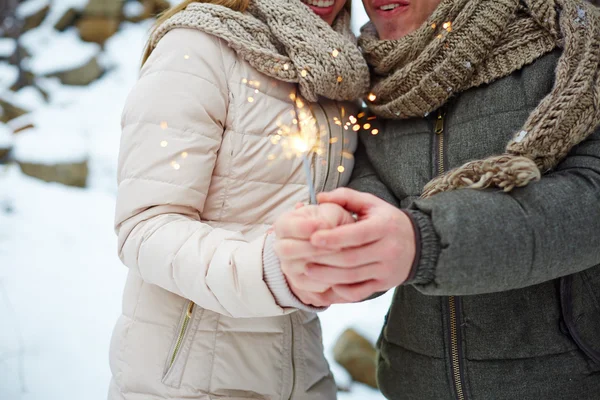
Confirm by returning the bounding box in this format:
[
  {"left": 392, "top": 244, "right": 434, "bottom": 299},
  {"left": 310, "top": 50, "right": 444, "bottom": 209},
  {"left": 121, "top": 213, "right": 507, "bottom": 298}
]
[{"left": 265, "top": 0, "right": 600, "bottom": 398}]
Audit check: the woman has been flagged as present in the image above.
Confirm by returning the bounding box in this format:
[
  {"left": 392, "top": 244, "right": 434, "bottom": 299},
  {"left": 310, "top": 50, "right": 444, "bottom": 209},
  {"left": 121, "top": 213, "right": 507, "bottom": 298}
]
[
  {"left": 109, "top": 0, "right": 369, "bottom": 399},
  {"left": 271, "top": 0, "right": 600, "bottom": 399}
]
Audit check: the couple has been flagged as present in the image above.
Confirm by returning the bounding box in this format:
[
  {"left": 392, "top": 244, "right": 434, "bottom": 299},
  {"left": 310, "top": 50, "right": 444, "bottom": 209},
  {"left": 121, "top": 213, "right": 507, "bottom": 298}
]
[{"left": 109, "top": 0, "right": 600, "bottom": 399}]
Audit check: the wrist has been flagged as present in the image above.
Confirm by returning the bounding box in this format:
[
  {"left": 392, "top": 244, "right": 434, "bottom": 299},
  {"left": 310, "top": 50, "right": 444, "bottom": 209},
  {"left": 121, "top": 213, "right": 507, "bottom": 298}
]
[{"left": 263, "top": 233, "right": 327, "bottom": 312}]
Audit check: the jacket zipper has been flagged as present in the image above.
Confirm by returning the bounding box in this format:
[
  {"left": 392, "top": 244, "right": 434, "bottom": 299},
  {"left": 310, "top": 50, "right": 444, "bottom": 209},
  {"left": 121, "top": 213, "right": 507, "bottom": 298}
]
[
  {"left": 169, "top": 301, "right": 195, "bottom": 369},
  {"left": 435, "top": 109, "right": 467, "bottom": 400},
  {"left": 288, "top": 313, "right": 297, "bottom": 400}
]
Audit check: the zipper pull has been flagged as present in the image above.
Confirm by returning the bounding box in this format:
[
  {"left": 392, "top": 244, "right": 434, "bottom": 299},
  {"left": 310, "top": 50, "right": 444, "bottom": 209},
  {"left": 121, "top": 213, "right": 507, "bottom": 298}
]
[
  {"left": 186, "top": 301, "right": 195, "bottom": 318},
  {"left": 435, "top": 111, "right": 445, "bottom": 135}
]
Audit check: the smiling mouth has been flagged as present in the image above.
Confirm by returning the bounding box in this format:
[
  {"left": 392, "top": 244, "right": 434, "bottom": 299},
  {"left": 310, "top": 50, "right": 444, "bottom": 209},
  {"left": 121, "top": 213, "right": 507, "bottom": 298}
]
[
  {"left": 379, "top": 3, "right": 401, "bottom": 11},
  {"left": 301, "top": 0, "right": 335, "bottom": 8}
]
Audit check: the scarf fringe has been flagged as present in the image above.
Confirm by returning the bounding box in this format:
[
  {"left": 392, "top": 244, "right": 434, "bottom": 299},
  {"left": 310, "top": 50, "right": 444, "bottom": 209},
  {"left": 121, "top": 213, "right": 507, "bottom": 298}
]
[{"left": 421, "top": 155, "right": 541, "bottom": 198}]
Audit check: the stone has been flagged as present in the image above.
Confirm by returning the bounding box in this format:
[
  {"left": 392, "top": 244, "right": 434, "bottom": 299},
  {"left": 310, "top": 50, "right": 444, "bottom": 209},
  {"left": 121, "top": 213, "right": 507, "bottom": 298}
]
[
  {"left": 18, "top": 160, "right": 88, "bottom": 187},
  {"left": 54, "top": 7, "right": 80, "bottom": 31},
  {"left": 50, "top": 56, "right": 103, "bottom": 85},
  {"left": 0, "top": 98, "right": 27, "bottom": 123},
  {"left": 153, "top": 0, "right": 171, "bottom": 15},
  {"left": 77, "top": 16, "right": 120, "bottom": 44},
  {"left": 0, "top": 123, "right": 13, "bottom": 162},
  {"left": 142, "top": 0, "right": 170, "bottom": 17},
  {"left": 0, "top": 147, "right": 10, "bottom": 161},
  {"left": 333, "top": 329, "right": 378, "bottom": 389},
  {"left": 21, "top": 5, "right": 50, "bottom": 32},
  {"left": 83, "top": 0, "right": 124, "bottom": 18}
]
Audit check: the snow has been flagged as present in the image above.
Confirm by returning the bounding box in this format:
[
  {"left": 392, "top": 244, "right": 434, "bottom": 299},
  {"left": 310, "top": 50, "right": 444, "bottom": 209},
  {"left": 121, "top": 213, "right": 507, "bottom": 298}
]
[
  {"left": 13, "top": 128, "right": 88, "bottom": 165},
  {"left": 0, "top": 124, "right": 13, "bottom": 148},
  {"left": 16, "top": 0, "right": 50, "bottom": 19},
  {"left": 11, "top": 86, "right": 46, "bottom": 110},
  {"left": 0, "top": 39, "right": 16, "bottom": 58},
  {"left": 0, "top": 167, "right": 126, "bottom": 400},
  {"left": 22, "top": 29, "right": 99, "bottom": 76},
  {"left": 0, "top": 63, "right": 18, "bottom": 91},
  {"left": 123, "top": 1, "right": 146, "bottom": 19},
  {"left": 0, "top": 6, "right": 388, "bottom": 400}
]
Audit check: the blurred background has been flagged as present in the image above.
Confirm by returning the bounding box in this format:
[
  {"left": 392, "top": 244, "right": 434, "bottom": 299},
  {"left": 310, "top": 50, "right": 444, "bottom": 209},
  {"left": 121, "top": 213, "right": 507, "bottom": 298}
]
[
  {"left": 0, "top": 1, "right": 393, "bottom": 399},
  {"left": 3, "top": 1, "right": 599, "bottom": 399}
]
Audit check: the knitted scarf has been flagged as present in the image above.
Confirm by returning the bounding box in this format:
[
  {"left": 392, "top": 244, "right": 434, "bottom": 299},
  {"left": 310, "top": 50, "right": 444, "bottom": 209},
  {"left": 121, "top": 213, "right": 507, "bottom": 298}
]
[
  {"left": 359, "top": 0, "right": 600, "bottom": 198},
  {"left": 149, "top": 0, "right": 370, "bottom": 102}
]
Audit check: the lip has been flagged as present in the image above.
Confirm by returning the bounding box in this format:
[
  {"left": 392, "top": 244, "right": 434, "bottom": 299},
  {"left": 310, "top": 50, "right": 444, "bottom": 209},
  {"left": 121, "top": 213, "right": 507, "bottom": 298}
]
[
  {"left": 306, "top": 4, "right": 335, "bottom": 16},
  {"left": 371, "top": 0, "right": 410, "bottom": 18}
]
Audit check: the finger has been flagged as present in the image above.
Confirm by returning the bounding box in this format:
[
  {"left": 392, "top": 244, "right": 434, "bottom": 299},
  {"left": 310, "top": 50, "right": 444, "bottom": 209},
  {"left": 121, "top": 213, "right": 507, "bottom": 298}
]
[
  {"left": 332, "top": 280, "right": 383, "bottom": 303},
  {"left": 274, "top": 239, "right": 338, "bottom": 261},
  {"left": 298, "top": 289, "right": 343, "bottom": 308},
  {"left": 309, "top": 241, "right": 382, "bottom": 267},
  {"left": 289, "top": 273, "right": 331, "bottom": 293},
  {"left": 317, "top": 188, "right": 381, "bottom": 214},
  {"left": 305, "top": 263, "right": 379, "bottom": 285},
  {"left": 294, "top": 202, "right": 305, "bottom": 210},
  {"left": 274, "top": 215, "right": 323, "bottom": 240},
  {"left": 310, "top": 217, "right": 385, "bottom": 249}
]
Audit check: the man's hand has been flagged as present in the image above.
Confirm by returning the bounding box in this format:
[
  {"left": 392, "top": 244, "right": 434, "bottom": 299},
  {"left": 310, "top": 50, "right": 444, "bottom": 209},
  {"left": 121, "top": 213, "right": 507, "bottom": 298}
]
[
  {"left": 272, "top": 203, "right": 356, "bottom": 306},
  {"left": 305, "top": 188, "right": 417, "bottom": 303}
]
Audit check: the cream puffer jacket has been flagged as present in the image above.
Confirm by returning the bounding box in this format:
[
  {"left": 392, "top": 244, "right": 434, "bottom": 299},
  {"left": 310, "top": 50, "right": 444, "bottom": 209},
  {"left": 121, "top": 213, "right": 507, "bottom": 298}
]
[{"left": 109, "top": 28, "right": 357, "bottom": 400}]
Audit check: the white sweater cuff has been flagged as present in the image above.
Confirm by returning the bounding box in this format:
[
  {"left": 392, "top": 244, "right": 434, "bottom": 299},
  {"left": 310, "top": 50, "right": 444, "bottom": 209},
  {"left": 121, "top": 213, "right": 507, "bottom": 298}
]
[{"left": 263, "top": 233, "right": 327, "bottom": 312}]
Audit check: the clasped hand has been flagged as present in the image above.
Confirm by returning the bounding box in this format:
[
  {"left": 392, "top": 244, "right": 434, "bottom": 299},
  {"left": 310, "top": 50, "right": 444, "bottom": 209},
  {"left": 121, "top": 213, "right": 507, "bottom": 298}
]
[{"left": 272, "top": 188, "right": 417, "bottom": 307}]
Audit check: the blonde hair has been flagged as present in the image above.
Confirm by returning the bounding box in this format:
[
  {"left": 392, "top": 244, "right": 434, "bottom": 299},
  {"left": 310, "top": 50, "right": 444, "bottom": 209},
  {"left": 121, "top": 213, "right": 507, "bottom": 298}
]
[
  {"left": 142, "top": 0, "right": 250, "bottom": 64},
  {"left": 141, "top": 0, "right": 351, "bottom": 65}
]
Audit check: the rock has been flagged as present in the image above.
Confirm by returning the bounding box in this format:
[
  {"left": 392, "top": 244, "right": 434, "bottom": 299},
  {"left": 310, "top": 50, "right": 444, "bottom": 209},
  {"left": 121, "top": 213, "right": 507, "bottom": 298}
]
[
  {"left": 54, "top": 7, "right": 80, "bottom": 31},
  {"left": 142, "top": 0, "right": 170, "bottom": 17},
  {"left": 18, "top": 160, "right": 88, "bottom": 187},
  {"left": 0, "top": 123, "right": 13, "bottom": 162},
  {"left": 14, "top": 130, "right": 89, "bottom": 187},
  {"left": 333, "top": 329, "right": 378, "bottom": 389},
  {"left": 77, "top": 16, "right": 120, "bottom": 44},
  {"left": 21, "top": 5, "right": 50, "bottom": 32},
  {"left": 9, "top": 45, "right": 30, "bottom": 65},
  {"left": 0, "top": 147, "right": 11, "bottom": 161},
  {"left": 0, "top": 98, "right": 27, "bottom": 123},
  {"left": 153, "top": 0, "right": 171, "bottom": 15},
  {"left": 84, "top": 0, "right": 124, "bottom": 18},
  {"left": 50, "top": 56, "right": 103, "bottom": 86}
]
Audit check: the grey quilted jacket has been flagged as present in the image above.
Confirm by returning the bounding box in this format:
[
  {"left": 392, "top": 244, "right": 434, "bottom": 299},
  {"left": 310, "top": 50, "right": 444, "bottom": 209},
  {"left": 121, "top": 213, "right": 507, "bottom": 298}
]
[{"left": 350, "top": 50, "right": 600, "bottom": 400}]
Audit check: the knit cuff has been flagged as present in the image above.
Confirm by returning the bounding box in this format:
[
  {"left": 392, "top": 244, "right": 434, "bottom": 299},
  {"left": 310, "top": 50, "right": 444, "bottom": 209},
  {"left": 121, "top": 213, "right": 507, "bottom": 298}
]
[
  {"left": 402, "top": 210, "right": 440, "bottom": 286},
  {"left": 263, "top": 233, "right": 327, "bottom": 313}
]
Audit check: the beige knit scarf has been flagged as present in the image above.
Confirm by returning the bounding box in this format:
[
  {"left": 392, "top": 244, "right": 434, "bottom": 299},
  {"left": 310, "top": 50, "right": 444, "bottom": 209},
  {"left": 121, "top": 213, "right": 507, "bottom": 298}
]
[
  {"left": 360, "top": 0, "right": 600, "bottom": 198},
  {"left": 149, "top": 0, "right": 370, "bottom": 102}
]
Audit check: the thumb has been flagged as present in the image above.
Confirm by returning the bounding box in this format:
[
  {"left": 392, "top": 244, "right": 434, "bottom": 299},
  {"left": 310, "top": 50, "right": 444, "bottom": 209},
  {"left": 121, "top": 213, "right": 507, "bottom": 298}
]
[{"left": 317, "top": 188, "right": 379, "bottom": 214}]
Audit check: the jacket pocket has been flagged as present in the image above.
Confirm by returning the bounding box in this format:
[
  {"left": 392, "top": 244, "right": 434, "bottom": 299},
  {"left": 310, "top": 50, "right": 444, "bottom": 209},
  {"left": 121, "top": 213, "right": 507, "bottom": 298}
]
[
  {"left": 162, "top": 300, "right": 204, "bottom": 388},
  {"left": 560, "top": 269, "right": 600, "bottom": 368}
]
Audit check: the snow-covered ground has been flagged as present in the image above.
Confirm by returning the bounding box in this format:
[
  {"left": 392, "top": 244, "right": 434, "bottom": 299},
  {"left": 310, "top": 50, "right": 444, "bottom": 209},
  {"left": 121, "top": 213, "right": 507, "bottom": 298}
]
[{"left": 0, "top": 3, "right": 387, "bottom": 400}]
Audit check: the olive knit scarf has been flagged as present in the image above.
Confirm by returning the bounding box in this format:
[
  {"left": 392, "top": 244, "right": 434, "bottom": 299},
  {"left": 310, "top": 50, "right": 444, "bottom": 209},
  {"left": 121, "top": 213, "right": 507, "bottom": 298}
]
[
  {"left": 149, "top": 0, "right": 370, "bottom": 102},
  {"left": 360, "top": 0, "right": 600, "bottom": 197}
]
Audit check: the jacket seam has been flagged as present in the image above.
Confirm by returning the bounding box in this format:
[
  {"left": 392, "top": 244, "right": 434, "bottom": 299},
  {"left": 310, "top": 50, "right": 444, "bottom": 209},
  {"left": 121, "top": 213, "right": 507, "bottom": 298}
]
[
  {"left": 206, "top": 313, "right": 221, "bottom": 393},
  {"left": 382, "top": 338, "right": 446, "bottom": 360},
  {"left": 211, "top": 175, "right": 306, "bottom": 187},
  {"left": 465, "top": 348, "right": 590, "bottom": 362},
  {"left": 119, "top": 177, "right": 208, "bottom": 198},
  {"left": 139, "top": 69, "right": 226, "bottom": 98},
  {"left": 122, "top": 120, "right": 221, "bottom": 141}
]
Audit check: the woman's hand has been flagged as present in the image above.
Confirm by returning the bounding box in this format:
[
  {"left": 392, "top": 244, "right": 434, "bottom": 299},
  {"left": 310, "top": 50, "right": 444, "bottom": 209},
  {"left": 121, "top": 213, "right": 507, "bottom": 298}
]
[{"left": 272, "top": 203, "right": 356, "bottom": 306}]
